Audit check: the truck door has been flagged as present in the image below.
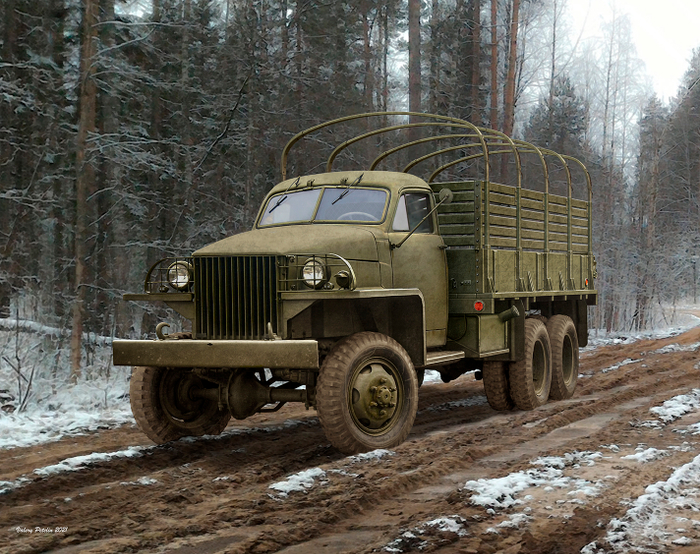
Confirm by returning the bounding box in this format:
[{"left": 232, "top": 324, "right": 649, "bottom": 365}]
[{"left": 389, "top": 191, "right": 448, "bottom": 347}]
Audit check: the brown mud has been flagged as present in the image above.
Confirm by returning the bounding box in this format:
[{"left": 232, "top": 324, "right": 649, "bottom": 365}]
[{"left": 2, "top": 327, "right": 700, "bottom": 554}]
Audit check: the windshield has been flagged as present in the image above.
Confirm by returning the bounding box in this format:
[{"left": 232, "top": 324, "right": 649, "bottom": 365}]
[{"left": 259, "top": 187, "right": 388, "bottom": 227}]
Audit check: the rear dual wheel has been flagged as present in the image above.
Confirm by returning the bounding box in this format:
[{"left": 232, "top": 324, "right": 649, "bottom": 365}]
[
  {"left": 482, "top": 361, "right": 515, "bottom": 411},
  {"left": 508, "top": 318, "right": 552, "bottom": 410},
  {"left": 547, "top": 315, "right": 579, "bottom": 400}
]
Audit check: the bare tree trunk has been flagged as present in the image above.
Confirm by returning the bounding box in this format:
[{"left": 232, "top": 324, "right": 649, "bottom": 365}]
[
  {"left": 382, "top": 4, "right": 390, "bottom": 113},
  {"left": 408, "top": 0, "right": 422, "bottom": 157},
  {"left": 489, "top": 0, "right": 499, "bottom": 130},
  {"left": 548, "top": 0, "right": 557, "bottom": 136},
  {"left": 502, "top": 0, "right": 519, "bottom": 137},
  {"left": 408, "top": 0, "right": 421, "bottom": 117},
  {"left": 70, "top": 0, "right": 99, "bottom": 382},
  {"left": 429, "top": 0, "right": 439, "bottom": 115},
  {"left": 361, "top": 1, "right": 374, "bottom": 112},
  {"left": 470, "top": 0, "right": 482, "bottom": 125}
]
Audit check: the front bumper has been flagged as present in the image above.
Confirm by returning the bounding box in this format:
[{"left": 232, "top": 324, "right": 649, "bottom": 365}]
[{"left": 112, "top": 339, "right": 319, "bottom": 370}]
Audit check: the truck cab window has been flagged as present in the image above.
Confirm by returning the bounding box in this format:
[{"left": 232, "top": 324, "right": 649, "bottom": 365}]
[{"left": 393, "top": 193, "right": 433, "bottom": 233}]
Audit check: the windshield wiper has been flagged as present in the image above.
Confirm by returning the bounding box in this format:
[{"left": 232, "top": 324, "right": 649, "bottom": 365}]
[
  {"left": 268, "top": 195, "right": 288, "bottom": 213},
  {"left": 332, "top": 173, "right": 364, "bottom": 205},
  {"left": 269, "top": 177, "right": 301, "bottom": 214}
]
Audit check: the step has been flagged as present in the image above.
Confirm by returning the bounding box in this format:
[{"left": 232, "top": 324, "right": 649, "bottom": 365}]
[{"left": 424, "top": 350, "right": 465, "bottom": 368}]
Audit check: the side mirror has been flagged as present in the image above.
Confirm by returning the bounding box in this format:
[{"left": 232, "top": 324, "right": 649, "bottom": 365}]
[{"left": 438, "top": 187, "right": 453, "bottom": 205}]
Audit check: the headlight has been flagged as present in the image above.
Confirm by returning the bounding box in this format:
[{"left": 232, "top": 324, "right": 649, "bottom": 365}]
[
  {"left": 302, "top": 258, "right": 327, "bottom": 288},
  {"left": 167, "top": 261, "right": 192, "bottom": 291}
]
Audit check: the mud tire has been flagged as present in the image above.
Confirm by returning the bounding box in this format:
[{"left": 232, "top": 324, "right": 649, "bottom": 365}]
[
  {"left": 316, "top": 332, "right": 418, "bottom": 455},
  {"left": 482, "top": 361, "right": 515, "bottom": 411},
  {"left": 130, "top": 366, "right": 231, "bottom": 444},
  {"left": 508, "top": 318, "right": 552, "bottom": 410},
  {"left": 547, "top": 315, "right": 579, "bottom": 400}
]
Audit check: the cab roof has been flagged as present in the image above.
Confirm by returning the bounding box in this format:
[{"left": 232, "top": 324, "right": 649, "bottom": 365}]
[{"left": 268, "top": 170, "right": 430, "bottom": 197}]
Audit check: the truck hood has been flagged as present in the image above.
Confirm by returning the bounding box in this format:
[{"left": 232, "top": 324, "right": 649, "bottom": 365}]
[{"left": 193, "top": 225, "right": 380, "bottom": 261}]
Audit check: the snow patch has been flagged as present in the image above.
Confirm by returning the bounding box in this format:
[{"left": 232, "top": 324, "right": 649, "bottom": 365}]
[
  {"left": 652, "top": 342, "right": 700, "bottom": 354},
  {"left": 269, "top": 467, "right": 326, "bottom": 497},
  {"left": 601, "top": 358, "right": 638, "bottom": 374},
  {"left": 346, "top": 449, "right": 395, "bottom": 464},
  {"left": 120, "top": 476, "right": 158, "bottom": 486},
  {"left": 0, "top": 477, "right": 31, "bottom": 495},
  {"left": 33, "top": 446, "right": 149, "bottom": 477},
  {"left": 621, "top": 447, "right": 669, "bottom": 463},
  {"left": 463, "top": 452, "right": 604, "bottom": 509},
  {"left": 0, "top": 405, "right": 135, "bottom": 450},
  {"left": 650, "top": 389, "right": 700, "bottom": 423},
  {"left": 603, "top": 453, "right": 700, "bottom": 552},
  {"left": 382, "top": 515, "right": 467, "bottom": 552}
]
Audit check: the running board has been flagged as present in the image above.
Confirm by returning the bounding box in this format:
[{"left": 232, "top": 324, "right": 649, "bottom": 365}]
[{"left": 424, "top": 350, "right": 466, "bottom": 368}]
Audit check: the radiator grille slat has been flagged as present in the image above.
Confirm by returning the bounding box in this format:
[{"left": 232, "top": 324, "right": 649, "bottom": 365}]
[{"left": 194, "top": 256, "right": 278, "bottom": 340}]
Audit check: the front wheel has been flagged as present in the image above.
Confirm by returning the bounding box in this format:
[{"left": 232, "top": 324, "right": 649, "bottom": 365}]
[
  {"left": 130, "top": 366, "right": 231, "bottom": 444},
  {"left": 316, "top": 332, "right": 419, "bottom": 454}
]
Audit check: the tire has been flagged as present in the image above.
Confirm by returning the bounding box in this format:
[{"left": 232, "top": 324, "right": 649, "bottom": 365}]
[
  {"left": 130, "top": 366, "right": 231, "bottom": 444},
  {"left": 316, "top": 332, "right": 419, "bottom": 455},
  {"left": 416, "top": 368, "right": 425, "bottom": 387},
  {"left": 547, "top": 315, "right": 579, "bottom": 400},
  {"left": 508, "top": 318, "right": 552, "bottom": 410},
  {"left": 482, "top": 361, "right": 515, "bottom": 411}
]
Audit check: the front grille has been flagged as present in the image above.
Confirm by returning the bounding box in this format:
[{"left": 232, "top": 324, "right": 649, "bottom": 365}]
[{"left": 194, "top": 256, "right": 278, "bottom": 340}]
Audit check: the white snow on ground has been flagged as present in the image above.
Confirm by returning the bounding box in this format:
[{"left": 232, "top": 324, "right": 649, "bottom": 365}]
[
  {"left": 585, "top": 391, "right": 700, "bottom": 552},
  {"left": 584, "top": 310, "right": 700, "bottom": 351},
  {"left": 0, "top": 403, "right": 134, "bottom": 450},
  {"left": 620, "top": 447, "right": 669, "bottom": 463},
  {"left": 33, "top": 446, "right": 148, "bottom": 477},
  {"left": 463, "top": 452, "right": 605, "bottom": 509},
  {"left": 269, "top": 448, "right": 396, "bottom": 497},
  {"left": 120, "top": 476, "right": 158, "bottom": 486},
  {"left": 598, "top": 454, "right": 700, "bottom": 552},
  {"left": 346, "top": 449, "right": 395, "bottom": 464},
  {"left": 650, "top": 389, "right": 700, "bottom": 424},
  {"left": 382, "top": 515, "right": 468, "bottom": 552},
  {"left": 600, "top": 358, "right": 638, "bottom": 374},
  {"left": 651, "top": 342, "right": 700, "bottom": 354},
  {"left": 0, "top": 445, "right": 151, "bottom": 495},
  {"left": 0, "top": 477, "right": 31, "bottom": 495},
  {"left": 423, "top": 370, "right": 443, "bottom": 384},
  {"left": 268, "top": 467, "right": 327, "bottom": 497}
]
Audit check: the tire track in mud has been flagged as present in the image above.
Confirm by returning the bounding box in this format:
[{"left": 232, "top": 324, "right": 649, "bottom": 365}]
[{"left": 1, "top": 328, "right": 699, "bottom": 554}]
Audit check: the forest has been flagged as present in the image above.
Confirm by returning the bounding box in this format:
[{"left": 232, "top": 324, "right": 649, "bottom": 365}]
[{"left": 1, "top": 0, "right": 700, "bottom": 386}]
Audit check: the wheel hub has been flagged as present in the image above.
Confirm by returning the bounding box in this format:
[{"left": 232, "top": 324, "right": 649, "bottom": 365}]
[
  {"left": 161, "top": 371, "right": 207, "bottom": 424},
  {"left": 351, "top": 363, "right": 399, "bottom": 430}
]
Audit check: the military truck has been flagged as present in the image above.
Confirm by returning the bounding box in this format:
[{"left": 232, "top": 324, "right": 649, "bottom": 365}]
[{"left": 113, "top": 112, "right": 597, "bottom": 454}]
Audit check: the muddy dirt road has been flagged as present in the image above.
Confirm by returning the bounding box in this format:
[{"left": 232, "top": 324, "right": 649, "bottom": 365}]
[{"left": 2, "top": 327, "right": 700, "bottom": 554}]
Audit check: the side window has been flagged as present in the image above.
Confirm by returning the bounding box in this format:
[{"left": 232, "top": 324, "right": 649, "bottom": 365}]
[{"left": 393, "top": 192, "right": 433, "bottom": 233}]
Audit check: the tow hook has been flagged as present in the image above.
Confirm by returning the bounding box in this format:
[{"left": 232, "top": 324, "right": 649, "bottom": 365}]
[{"left": 155, "top": 322, "right": 171, "bottom": 340}]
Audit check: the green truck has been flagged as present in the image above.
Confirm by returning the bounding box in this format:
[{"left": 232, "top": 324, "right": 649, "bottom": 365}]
[{"left": 113, "top": 112, "right": 597, "bottom": 454}]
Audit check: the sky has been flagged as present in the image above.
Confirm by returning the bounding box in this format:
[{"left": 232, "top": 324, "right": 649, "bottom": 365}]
[{"left": 568, "top": 0, "right": 700, "bottom": 102}]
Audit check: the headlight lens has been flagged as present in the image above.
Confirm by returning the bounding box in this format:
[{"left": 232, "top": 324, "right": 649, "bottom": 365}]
[
  {"left": 167, "top": 261, "right": 192, "bottom": 291},
  {"left": 302, "top": 259, "right": 326, "bottom": 288}
]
